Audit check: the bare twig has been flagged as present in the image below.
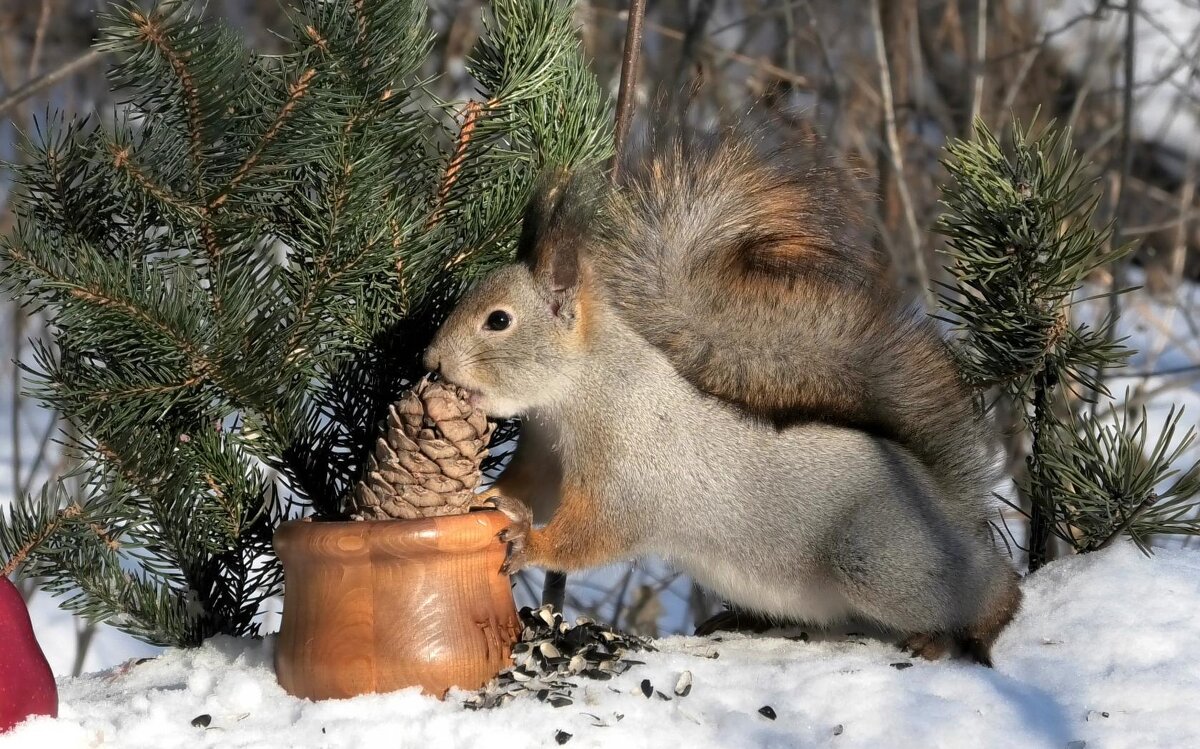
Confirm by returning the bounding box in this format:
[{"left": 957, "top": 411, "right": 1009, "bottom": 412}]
[
  {"left": 669, "top": 0, "right": 714, "bottom": 112},
  {"left": 970, "top": 0, "right": 989, "bottom": 125},
  {"left": 1092, "top": 0, "right": 1138, "bottom": 417},
  {"left": 28, "top": 0, "right": 52, "bottom": 80},
  {"left": 611, "top": 0, "right": 647, "bottom": 182},
  {"left": 0, "top": 49, "right": 104, "bottom": 119},
  {"left": 588, "top": 7, "right": 811, "bottom": 100},
  {"left": 869, "top": 0, "right": 932, "bottom": 307}
]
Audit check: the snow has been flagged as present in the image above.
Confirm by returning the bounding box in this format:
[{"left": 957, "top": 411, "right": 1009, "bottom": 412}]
[{"left": 4, "top": 542, "right": 1199, "bottom": 749}]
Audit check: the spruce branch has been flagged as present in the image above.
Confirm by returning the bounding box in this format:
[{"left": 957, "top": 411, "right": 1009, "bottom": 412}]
[
  {"left": 210, "top": 67, "right": 319, "bottom": 210},
  {"left": 1, "top": 504, "right": 82, "bottom": 578},
  {"left": 428, "top": 100, "right": 486, "bottom": 230},
  {"left": 109, "top": 141, "right": 201, "bottom": 214},
  {"left": 1, "top": 0, "right": 612, "bottom": 646},
  {"left": 127, "top": 7, "right": 207, "bottom": 194}
]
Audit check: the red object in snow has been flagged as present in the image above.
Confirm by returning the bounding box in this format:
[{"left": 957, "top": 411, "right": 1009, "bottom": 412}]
[{"left": 0, "top": 576, "right": 57, "bottom": 733}]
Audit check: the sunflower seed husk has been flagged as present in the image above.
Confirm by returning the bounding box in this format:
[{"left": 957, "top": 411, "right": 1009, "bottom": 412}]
[
  {"left": 674, "top": 671, "right": 693, "bottom": 697},
  {"left": 463, "top": 604, "right": 656, "bottom": 710}
]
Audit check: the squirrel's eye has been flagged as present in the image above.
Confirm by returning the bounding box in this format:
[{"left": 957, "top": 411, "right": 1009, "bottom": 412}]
[{"left": 484, "top": 310, "right": 512, "bottom": 331}]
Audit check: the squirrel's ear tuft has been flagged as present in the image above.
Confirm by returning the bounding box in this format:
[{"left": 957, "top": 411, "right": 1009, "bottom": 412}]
[{"left": 518, "top": 168, "right": 600, "bottom": 317}]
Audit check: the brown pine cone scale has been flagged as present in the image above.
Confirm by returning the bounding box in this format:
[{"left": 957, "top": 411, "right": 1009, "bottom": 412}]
[{"left": 349, "top": 377, "right": 495, "bottom": 520}]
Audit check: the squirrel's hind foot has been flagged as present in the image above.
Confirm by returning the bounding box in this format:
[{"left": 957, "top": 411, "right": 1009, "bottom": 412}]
[
  {"left": 900, "top": 632, "right": 951, "bottom": 661},
  {"left": 899, "top": 632, "right": 995, "bottom": 667}
]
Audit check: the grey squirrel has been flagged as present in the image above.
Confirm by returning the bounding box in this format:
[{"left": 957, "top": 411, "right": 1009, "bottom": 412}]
[{"left": 423, "top": 129, "right": 1021, "bottom": 665}]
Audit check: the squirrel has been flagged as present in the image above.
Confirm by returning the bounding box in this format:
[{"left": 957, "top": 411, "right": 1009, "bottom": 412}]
[{"left": 423, "top": 128, "right": 1022, "bottom": 665}]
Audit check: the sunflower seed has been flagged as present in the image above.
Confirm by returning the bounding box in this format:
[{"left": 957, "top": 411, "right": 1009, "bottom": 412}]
[
  {"left": 674, "top": 671, "right": 693, "bottom": 697},
  {"left": 464, "top": 604, "right": 654, "bottom": 710},
  {"left": 758, "top": 706, "right": 777, "bottom": 720}
]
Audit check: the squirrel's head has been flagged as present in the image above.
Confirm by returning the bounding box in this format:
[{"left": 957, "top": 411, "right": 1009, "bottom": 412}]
[{"left": 424, "top": 171, "right": 599, "bottom": 418}]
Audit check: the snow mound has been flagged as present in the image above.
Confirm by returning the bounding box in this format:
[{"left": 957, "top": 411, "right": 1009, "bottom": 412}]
[{"left": 5, "top": 543, "right": 1199, "bottom": 749}]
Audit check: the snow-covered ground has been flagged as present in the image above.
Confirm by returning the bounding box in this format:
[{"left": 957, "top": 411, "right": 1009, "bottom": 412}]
[{"left": 4, "top": 542, "right": 1198, "bottom": 749}]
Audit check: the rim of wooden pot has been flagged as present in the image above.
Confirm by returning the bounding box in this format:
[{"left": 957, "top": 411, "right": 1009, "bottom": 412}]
[{"left": 273, "top": 508, "right": 510, "bottom": 558}]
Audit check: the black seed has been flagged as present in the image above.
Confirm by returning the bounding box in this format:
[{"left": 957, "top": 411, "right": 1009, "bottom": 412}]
[
  {"left": 321, "top": 728, "right": 327, "bottom": 735},
  {"left": 549, "top": 697, "right": 573, "bottom": 708},
  {"left": 135, "top": 657, "right": 154, "bottom": 665},
  {"left": 1102, "top": 712, "right": 1109, "bottom": 718},
  {"left": 833, "top": 724, "right": 843, "bottom": 736},
  {"left": 640, "top": 679, "right": 653, "bottom": 698},
  {"left": 536, "top": 689, "right": 549, "bottom": 702},
  {"left": 758, "top": 706, "right": 777, "bottom": 720},
  {"left": 555, "top": 730, "right": 573, "bottom": 745},
  {"left": 190, "top": 714, "right": 212, "bottom": 728},
  {"left": 655, "top": 691, "right": 671, "bottom": 701},
  {"left": 890, "top": 662, "right": 913, "bottom": 670}
]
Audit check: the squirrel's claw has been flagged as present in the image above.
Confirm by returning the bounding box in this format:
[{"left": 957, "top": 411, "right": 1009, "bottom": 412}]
[{"left": 487, "top": 493, "right": 532, "bottom": 575}]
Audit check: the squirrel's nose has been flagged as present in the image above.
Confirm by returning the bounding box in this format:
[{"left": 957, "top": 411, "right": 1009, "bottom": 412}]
[{"left": 422, "top": 347, "right": 441, "bottom": 375}]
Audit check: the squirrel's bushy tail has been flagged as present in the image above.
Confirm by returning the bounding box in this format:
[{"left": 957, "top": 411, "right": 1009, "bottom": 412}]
[{"left": 584, "top": 128, "right": 998, "bottom": 507}]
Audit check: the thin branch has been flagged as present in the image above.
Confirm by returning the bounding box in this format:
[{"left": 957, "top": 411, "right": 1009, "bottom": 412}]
[
  {"left": 110, "top": 142, "right": 201, "bottom": 214},
  {"left": 28, "top": 0, "right": 52, "bottom": 80},
  {"left": 1092, "top": 0, "right": 1138, "bottom": 416},
  {"left": 869, "top": 0, "right": 933, "bottom": 307},
  {"left": 611, "top": 0, "right": 647, "bottom": 182},
  {"left": 131, "top": 10, "right": 206, "bottom": 190},
  {"left": 588, "top": 7, "right": 812, "bottom": 93},
  {"left": 0, "top": 49, "right": 104, "bottom": 119},
  {"left": 970, "top": 0, "right": 989, "bottom": 125}
]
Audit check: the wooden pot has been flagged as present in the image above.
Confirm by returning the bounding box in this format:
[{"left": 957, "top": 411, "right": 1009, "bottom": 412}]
[{"left": 273, "top": 510, "right": 519, "bottom": 700}]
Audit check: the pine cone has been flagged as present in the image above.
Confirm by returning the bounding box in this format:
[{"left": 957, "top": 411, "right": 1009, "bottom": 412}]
[{"left": 350, "top": 377, "right": 495, "bottom": 520}]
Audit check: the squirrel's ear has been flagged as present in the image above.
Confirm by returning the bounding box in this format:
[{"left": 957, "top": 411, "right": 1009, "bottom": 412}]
[{"left": 518, "top": 168, "right": 595, "bottom": 318}]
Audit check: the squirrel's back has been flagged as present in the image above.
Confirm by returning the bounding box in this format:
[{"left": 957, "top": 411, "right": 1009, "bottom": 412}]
[{"left": 571, "top": 129, "right": 997, "bottom": 507}]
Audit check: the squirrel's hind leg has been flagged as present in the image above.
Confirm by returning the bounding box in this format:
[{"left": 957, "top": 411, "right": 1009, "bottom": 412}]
[
  {"left": 956, "top": 566, "right": 1023, "bottom": 667},
  {"left": 825, "top": 507, "right": 1021, "bottom": 666}
]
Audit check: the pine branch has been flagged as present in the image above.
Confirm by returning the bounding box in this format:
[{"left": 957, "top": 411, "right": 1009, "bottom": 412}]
[
  {"left": 1093, "top": 493, "right": 1158, "bottom": 551},
  {"left": 937, "top": 118, "right": 1200, "bottom": 565}
]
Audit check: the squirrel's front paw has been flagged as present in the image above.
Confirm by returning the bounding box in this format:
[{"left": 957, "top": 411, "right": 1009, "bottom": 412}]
[{"left": 486, "top": 494, "right": 532, "bottom": 575}]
